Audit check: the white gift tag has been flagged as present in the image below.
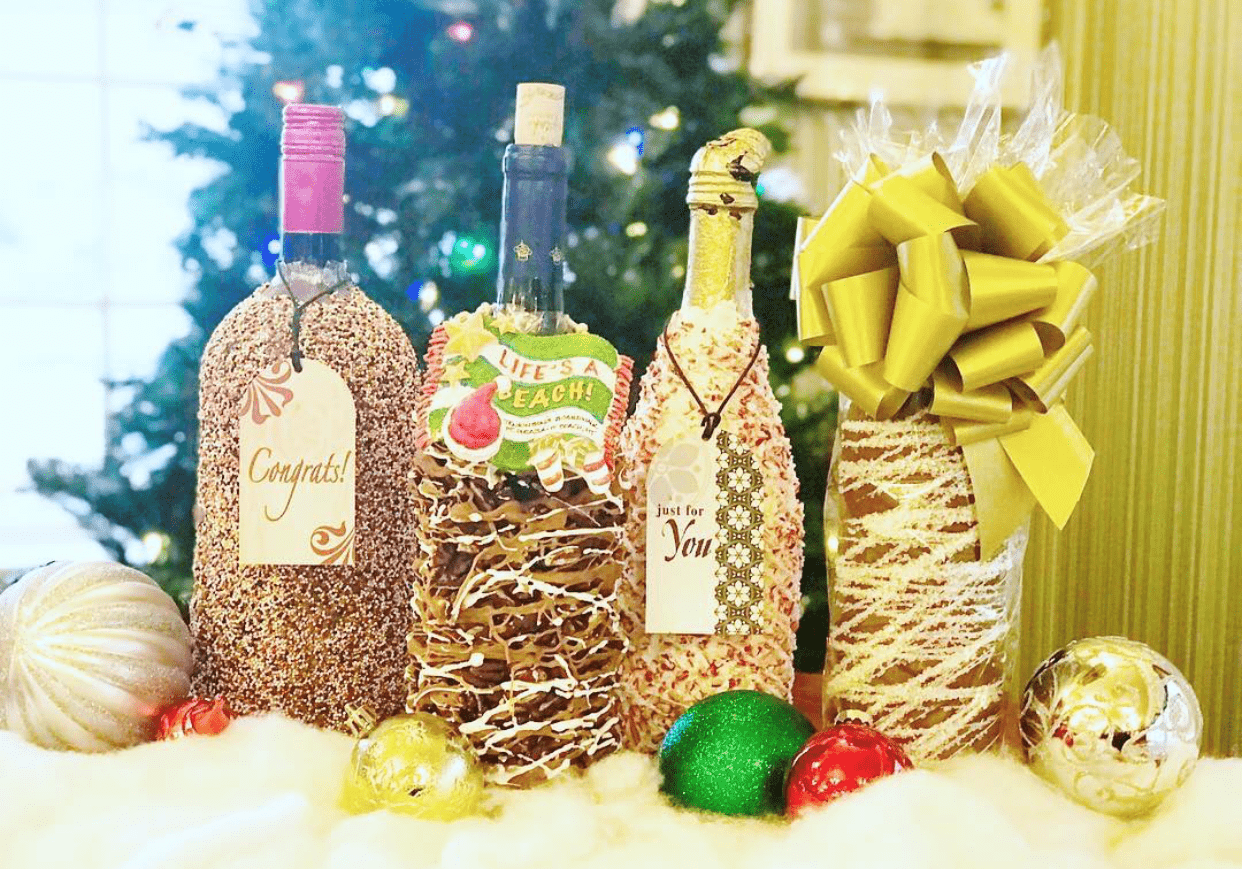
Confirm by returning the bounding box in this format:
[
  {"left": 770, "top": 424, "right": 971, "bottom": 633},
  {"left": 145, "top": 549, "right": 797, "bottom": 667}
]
[
  {"left": 239, "top": 359, "right": 356, "bottom": 566},
  {"left": 644, "top": 431, "right": 765, "bottom": 635}
]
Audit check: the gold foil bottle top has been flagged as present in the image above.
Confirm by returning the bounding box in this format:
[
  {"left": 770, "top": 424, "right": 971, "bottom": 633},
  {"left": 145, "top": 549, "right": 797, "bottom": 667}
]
[
  {"left": 514, "top": 82, "right": 565, "bottom": 147},
  {"left": 683, "top": 128, "right": 770, "bottom": 312},
  {"left": 687, "top": 128, "right": 770, "bottom": 210}
]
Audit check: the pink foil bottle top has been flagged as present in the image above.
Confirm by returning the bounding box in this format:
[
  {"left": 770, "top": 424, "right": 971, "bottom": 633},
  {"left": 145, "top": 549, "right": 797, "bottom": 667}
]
[{"left": 280, "top": 104, "right": 346, "bottom": 235}]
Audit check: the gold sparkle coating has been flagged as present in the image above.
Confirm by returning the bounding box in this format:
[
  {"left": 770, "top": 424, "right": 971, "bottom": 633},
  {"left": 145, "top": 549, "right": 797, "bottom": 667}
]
[{"left": 192, "top": 286, "right": 421, "bottom": 731}]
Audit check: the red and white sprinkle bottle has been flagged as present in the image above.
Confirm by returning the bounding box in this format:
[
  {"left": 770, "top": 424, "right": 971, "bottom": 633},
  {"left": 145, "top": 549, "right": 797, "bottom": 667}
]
[{"left": 616, "top": 129, "right": 804, "bottom": 752}]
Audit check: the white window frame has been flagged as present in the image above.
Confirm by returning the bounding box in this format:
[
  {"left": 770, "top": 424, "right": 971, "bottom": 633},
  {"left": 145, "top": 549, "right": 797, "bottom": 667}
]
[{"left": 749, "top": 0, "right": 1043, "bottom": 106}]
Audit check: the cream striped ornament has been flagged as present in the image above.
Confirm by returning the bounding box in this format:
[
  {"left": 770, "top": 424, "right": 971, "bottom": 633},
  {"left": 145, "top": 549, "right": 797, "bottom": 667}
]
[{"left": 0, "top": 561, "right": 192, "bottom": 751}]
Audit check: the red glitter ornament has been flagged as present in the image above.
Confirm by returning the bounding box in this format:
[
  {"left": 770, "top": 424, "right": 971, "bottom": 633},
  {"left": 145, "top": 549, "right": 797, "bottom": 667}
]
[
  {"left": 155, "top": 697, "right": 235, "bottom": 741},
  {"left": 785, "top": 723, "right": 912, "bottom": 816}
]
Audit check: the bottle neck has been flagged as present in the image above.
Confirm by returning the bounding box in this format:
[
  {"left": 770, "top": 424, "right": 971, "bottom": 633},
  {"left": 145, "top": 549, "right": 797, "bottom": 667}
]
[
  {"left": 496, "top": 144, "right": 569, "bottom": 334},
  {"left": 280, "top": 231, "right": 343, "bottom": 268},
  {"left": 681, "top": 204, "right": 755, "bottom": 319},
  {"left": 278, "top": 148, "right": 347, "bottom": 296}
]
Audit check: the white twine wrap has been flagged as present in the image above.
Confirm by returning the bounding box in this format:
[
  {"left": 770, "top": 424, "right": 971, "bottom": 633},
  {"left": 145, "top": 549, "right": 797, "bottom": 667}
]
[{"left": 823, "top": 401, "right": 1025, "bottom": 762}]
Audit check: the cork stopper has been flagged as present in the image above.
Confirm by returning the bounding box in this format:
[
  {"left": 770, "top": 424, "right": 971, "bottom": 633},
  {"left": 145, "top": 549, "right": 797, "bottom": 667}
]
[{"left": 514, "top": 83, "right": 565, "bottom": 147}]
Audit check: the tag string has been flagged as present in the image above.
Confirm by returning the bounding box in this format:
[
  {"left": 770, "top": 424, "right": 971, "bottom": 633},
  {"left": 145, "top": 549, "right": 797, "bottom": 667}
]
[
  {"left": 661, "top": 322, "right": 763, "bottom": 441},
  {"left": 276, "top": 261, "right": 351, "bottom": 372}
]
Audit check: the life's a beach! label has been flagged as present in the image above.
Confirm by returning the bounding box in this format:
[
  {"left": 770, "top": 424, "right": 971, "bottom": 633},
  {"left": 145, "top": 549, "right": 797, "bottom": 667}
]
[
  {"left": 421, "top": 307, "right": 632, "bottom": 492},
  {"left": 238, "top": 359, "right": 356, "bottom": 566},
  {"left": 645, "top": 431, "right": 765, "bottom": 635}
]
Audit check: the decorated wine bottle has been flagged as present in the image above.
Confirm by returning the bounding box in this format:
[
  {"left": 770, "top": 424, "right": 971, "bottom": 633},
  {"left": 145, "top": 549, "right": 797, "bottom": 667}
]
[
  {"left": 408, "top": 84, "right": 633, "bottom": 786},
  {"left": 192, "top": 104, "right": 421, "bottom": 730},
  {"left": 616, "top": 129, "right": 805, "bottom": 752}
]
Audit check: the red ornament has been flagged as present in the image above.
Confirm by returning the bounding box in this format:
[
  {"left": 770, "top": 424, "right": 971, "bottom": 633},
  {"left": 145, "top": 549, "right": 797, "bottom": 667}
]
[
  {"left": 155, "top": 697, "right": 234, "bottom": 741},
  {"left": 448, "top": 382, "right": 502, "bottom": 450},
  {"left": 784, "top": 723, "right": 912, "bottom": 816}
]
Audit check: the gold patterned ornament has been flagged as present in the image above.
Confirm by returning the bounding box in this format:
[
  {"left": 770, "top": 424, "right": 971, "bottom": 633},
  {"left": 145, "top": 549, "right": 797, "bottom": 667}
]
[
  {"left": 342, "top": 713, "right": 485, "bottom": 820},
  {"left": 1020, "top": 637, "right": 1202, "bottom": 818},
  {"left": 513, "top": 240, "right": 533, "bottom": 262}
]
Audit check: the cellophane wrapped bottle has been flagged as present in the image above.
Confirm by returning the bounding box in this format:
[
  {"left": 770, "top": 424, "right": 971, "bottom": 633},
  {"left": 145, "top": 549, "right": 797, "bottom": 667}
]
[
  {"left": 799, "top": 49, "right": 1162, "bottom": 762},
  {"left": 823, "top": 393, "right": 1026, "bottom": 759},
  {"left": 617, "top": 129, "right": 805, "bottom": 752},
  {"left": 407, "top": 84, "right": 632, "bottom": 786},
  {"left": 192, "top": 105, "right": 421, "bottom": 730}
]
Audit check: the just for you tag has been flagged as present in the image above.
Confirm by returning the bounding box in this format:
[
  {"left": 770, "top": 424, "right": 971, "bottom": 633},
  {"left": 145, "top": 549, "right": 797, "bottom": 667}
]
[
  {"left": 421, "top": 307, "right": 632, "bottom": 492},
  {"left": 238, "top": 358, "right": 356, "bottom": 566},
  {"left": 645, "top": 430, "right": 766, "bottom": 635}
]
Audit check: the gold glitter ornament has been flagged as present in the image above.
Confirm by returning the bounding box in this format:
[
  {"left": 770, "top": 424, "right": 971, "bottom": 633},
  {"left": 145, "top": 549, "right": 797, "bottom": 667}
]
[
  {"left": 1021, "top": 637, "right": 1202, "bottom": 818},
  {"left": 342, "top": 713, "right": 485, "bottom": 820}
]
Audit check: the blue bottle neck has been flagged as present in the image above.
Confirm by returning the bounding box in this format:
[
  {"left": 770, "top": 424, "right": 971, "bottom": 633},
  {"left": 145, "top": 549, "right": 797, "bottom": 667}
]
[{"left": 495, "top": 143, "right": 569, "bottom": 334}]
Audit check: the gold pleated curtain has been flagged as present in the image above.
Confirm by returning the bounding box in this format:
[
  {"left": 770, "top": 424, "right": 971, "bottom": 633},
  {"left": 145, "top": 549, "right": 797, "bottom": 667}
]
[{"left": 1028, "top": 0, "right": 1242, "bottom": 755}]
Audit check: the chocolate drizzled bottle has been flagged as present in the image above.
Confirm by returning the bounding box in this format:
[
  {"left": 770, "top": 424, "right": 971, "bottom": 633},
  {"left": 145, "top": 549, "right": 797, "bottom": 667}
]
[
  {"left": 615, "top": 129, "right": 805, "bottom": 752},
  {"left": 409, "top": 84, "right": 632, "bottom": 786},
  {"left": 191, "top": 104, "right": 421, "bottom": 730}
]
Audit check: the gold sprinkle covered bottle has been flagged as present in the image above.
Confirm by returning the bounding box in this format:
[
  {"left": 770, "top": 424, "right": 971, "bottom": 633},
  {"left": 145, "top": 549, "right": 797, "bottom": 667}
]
[
  {"left": 616, "top": 129, "right": 804, "bottom": 752},
  {"left": 191, "top": 104, "right": 420, "bottom": 730},
  {"left": 409, "top": 84, "right": 633, "bottom": 786}
]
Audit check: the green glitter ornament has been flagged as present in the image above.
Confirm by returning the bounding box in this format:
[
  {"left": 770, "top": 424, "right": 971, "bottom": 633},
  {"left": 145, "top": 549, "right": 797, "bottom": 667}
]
[{"left": 658, "top": 690, "right": 816, "bottom": 816}]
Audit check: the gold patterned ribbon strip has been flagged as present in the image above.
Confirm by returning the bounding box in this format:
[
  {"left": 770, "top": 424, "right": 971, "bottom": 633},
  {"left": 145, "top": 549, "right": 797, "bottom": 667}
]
[{"left": 794, "top": 155, "right": 1099, "bottom": 557}]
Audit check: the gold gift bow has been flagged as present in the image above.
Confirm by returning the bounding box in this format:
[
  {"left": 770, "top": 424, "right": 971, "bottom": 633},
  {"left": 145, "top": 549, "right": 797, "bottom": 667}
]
[{"left": 792, "top": 153, "right": 1099, "bottom": 558}]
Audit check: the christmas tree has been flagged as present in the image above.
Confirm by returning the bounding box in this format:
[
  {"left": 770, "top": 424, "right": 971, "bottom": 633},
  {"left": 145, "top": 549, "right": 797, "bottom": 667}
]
[{"left": 27, "top": 0, "right": 833, "bottom": 670}]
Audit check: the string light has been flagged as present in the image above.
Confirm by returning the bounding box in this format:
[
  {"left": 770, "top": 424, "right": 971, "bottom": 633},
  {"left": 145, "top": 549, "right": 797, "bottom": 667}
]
[
  {"left": 272, "top": 79, "right": 305, "bottom": 103},
  {"left": 625, "top": 126, "right": 645, "bottom": 156},
  {"left": 649, "top": 106, "right": 680, "bottom": 130},
  {"left": 625, "top": 222, "right": 648, "bottom": 237},
  {"left": 142, "top": 532, "right": 169, "bottom": 563},
  {"left": 260, "top": 233, "right": 281, "bottom": 270},
  {"left": 785, "top": 345, "right": 806, "bottom": 364},
  {"left": 449, "top": 236, "right": 490, "bottom": 274},
  {"left": 447, "top": 20, "right": 474, "bottom": 42},
  {"left": 606, "top": 141, "right": 640, "bottom": 175},
  {"left": 363, "top": 66, "right": 396, "bottom": 93},
  {"left": 406, "top": 280, "right": 441, "bottom": 311},
  {"left": 419, "top": 280, "right": 440, "bottom": 311},
  {"left": 378, "top": 94, "right": 410, "bottom": 117}
]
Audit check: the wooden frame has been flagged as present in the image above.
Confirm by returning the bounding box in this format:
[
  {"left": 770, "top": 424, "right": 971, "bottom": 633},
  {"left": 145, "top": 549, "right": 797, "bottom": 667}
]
[{"left": 749, "top": 0, "right": 1044, "bottom": 107}]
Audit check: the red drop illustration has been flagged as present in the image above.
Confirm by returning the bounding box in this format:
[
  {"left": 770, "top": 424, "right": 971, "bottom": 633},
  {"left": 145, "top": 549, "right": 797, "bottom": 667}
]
[{"left": 449, "top": 381, "right": 502, "bottom": 449}]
